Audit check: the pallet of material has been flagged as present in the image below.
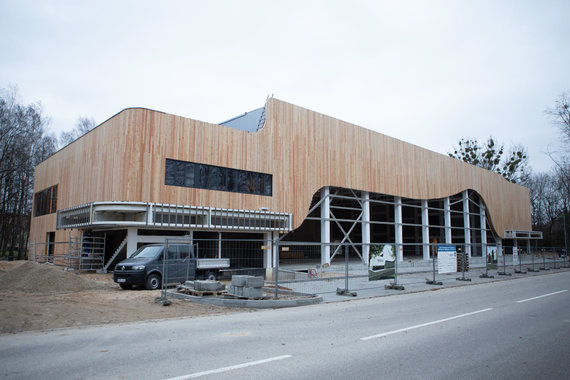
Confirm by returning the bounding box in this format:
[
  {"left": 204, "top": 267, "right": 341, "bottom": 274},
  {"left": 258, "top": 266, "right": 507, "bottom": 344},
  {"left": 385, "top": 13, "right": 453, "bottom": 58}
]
[{"left": 176, "top": 285, "right": 227, "bottom": 297}]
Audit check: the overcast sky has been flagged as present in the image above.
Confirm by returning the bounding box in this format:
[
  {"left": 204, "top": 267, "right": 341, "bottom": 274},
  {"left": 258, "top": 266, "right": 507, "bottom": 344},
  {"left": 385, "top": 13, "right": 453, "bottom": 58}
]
[{"left": 1, "top": 0, "right": 569, "bottom": 173}]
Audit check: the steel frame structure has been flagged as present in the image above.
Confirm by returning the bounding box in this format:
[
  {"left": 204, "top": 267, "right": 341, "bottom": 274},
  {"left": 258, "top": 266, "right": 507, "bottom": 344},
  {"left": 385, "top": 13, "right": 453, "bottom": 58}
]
[{"left": 303, "top": 186, "right": 538, "bottom": 266}]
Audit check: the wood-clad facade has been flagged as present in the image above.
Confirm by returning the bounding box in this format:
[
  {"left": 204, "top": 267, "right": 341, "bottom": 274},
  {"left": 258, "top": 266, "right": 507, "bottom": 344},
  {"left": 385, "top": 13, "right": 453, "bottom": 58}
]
[{"left": 29, "top": 98, "right": 531, "bottom": 255}]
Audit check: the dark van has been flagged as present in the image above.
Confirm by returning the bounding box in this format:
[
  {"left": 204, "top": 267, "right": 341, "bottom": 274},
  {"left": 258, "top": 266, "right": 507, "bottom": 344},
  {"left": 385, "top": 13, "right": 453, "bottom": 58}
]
[{"left": 113, "top": 243, "right": 229, "bottom": 290}]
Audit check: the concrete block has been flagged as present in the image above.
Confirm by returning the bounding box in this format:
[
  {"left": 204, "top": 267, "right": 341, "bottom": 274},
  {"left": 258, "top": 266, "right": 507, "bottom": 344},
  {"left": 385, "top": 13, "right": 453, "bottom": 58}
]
[
  {"left": 195, "top": 280, "right": 225, "bottom": 292},
  {"left": 231, "top": 275, "right": 250, "bottom": 287},
  {"left": 243, "top": 286, "right": 264, "bottom": 299},
  {"left": 245, "top": 276, "right": 264, "bottom": 288},
  {"left": 227, "top": 285, "right": 244, "bottom": 297}
]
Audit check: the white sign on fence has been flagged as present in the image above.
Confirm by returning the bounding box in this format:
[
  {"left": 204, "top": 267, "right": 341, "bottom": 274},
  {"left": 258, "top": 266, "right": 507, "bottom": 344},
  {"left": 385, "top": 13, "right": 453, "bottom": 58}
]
[
  {"left": 513, "top": 246, "right": 519, "bottom": 265},
  {"left": 438, "top": 245, "right": 457, "bottom": 274},
  {"left": 487, "top": 246, "right": 497, "bottom": 261}
]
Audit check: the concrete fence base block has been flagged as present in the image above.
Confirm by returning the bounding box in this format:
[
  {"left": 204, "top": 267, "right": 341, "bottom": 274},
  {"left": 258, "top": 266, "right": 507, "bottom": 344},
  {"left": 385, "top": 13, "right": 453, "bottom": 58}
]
[
  {"left": 245, "top": 276, "right": 264, "bottom": 288},
  {"left": 336, "top": 288, "right": 357, "bottom": 296},
  {"left": 385, "top": 283, "right": 405, "bottom": 290}
]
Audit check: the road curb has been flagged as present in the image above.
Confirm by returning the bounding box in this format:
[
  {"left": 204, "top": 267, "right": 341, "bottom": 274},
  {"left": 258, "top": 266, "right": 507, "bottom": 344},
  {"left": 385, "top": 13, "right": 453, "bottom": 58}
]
[{"left": 167, "top": 291, "right": 323, "bottom": 309}]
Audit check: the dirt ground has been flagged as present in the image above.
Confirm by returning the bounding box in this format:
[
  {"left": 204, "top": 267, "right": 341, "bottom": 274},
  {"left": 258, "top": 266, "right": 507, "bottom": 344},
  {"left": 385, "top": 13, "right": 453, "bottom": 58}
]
[{"left": 0, "top": 261, "right": 248, "bottom": 334}]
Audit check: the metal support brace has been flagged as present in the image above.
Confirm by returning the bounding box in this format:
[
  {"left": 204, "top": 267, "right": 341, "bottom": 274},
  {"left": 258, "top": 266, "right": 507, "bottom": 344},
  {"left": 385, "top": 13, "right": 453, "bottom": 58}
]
[{"left": 329, "top": 209, "right": 363, "bottom": 260}]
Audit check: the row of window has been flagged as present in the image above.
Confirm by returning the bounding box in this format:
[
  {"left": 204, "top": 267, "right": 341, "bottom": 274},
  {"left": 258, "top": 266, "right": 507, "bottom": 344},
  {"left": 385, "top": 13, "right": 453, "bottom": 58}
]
[
  {"left": 165, "top": 159, "right": 272, "bottom": 196},
  {"left": 33, "top": 185, "right": 58, "bottom": 217}
]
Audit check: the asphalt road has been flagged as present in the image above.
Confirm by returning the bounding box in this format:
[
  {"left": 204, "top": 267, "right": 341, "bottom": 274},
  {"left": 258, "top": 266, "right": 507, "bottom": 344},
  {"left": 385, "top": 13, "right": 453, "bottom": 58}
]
[{"left": 1, "top": 271, "right": 569, "bottom": 380}]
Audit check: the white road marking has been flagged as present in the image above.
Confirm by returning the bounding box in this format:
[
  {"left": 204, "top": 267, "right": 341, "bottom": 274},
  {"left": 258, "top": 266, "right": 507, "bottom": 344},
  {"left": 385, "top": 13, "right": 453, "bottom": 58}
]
[
  {"left": 164, "top": 355, "right": 292, "bottom": 379},
  {"left": 516, "top": 290, "right": 568, "bottom": 304},
  {"left": 360, "top": 308, "right": 493, "bottom": 341}
]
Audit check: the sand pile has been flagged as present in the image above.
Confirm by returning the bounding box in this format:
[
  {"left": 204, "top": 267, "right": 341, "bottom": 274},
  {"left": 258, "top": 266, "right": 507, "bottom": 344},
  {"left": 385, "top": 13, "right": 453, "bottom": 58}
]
[{"left": 0, "top": 261, "right": 107, "bottom": 293}]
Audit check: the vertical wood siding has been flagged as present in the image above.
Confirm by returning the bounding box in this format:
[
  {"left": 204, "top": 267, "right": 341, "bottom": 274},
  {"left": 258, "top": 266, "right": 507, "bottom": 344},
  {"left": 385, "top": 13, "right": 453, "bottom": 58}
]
[{"left": 29, "top": 98, "right": 531, "bottom": 244}]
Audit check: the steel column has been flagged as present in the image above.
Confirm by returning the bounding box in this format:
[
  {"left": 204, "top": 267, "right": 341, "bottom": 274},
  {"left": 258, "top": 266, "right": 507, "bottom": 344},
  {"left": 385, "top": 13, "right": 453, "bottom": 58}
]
[
  {"left": 444, "top": 197, "right": 452, "bottom": 244},
  {"left": 263, "top": 231, "right": 274, "bottom": 269},
  {"left": 362, "top": 191, "right": 371, "bottom": 265},
  {"left": 395, "top": 196, "right": 403, "bottom": 262},
  {"left": 421, "top": 199, "right": 430, "bottom": 260},
  {"left": 480, "top": 201, "right": 487, "bottom": 260},
  {"left": 320, "top": 187, "right": 331, "bottom": 265},
  {"left": 462, "top": 190, "right": 471, "bottom": 257},
  {"left": 126, "top": 227, "right": 138, "bottom": 258}
]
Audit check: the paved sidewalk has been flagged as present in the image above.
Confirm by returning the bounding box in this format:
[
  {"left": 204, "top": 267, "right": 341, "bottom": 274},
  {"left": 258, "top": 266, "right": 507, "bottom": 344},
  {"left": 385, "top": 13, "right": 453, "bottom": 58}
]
[{"left": 316, "top": 264, "right": 570, "bottom": 303}]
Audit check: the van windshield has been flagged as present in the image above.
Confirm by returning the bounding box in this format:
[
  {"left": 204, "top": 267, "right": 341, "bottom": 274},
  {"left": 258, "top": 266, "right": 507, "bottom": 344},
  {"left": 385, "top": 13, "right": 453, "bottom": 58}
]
[{"left": 129, "top": 246, "right": 163, "bottom": 259}]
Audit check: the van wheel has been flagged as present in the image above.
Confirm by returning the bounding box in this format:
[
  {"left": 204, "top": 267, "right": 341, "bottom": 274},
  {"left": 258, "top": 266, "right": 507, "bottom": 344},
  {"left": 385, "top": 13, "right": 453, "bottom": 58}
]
[
  {"left": 205, "top": 271, "right": 217, "bottom": 281},
  {"left": 119, "top": 283, "right": 133, "bottom": 290},
  {"left": 146, "top": 274, "right": 161, "bottom": 290}
]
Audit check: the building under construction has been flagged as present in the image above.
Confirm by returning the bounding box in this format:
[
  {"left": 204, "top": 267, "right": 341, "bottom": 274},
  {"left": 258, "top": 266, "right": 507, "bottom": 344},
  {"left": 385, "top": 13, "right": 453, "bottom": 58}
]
[{"left": 29, "top": 98, "right": 540, "bottom": 272}]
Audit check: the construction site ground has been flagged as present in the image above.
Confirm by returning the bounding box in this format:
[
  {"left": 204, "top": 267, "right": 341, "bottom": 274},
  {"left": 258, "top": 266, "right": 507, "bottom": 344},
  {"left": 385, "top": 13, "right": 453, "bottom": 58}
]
[
  {"left": 0, "top": 261, "right": 248, "bottom": 334},
  {"left": 2, "top": 259, "right": 568, "bottom": 335}
]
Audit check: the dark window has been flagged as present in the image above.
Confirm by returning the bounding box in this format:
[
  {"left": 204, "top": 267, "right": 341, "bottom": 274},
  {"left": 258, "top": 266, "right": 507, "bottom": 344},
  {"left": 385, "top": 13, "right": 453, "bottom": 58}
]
[
  {"left": 33, "top": 185, "right": 58, "bottom": 217},
  {"left": 165, "top": 159, "right": 272, "bottom": 196}
]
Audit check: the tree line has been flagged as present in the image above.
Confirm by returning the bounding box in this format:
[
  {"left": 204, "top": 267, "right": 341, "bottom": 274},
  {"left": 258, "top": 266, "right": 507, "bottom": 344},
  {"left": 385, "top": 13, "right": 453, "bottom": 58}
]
[
  {"left": 0, "top": 87, "right": 95, "bottom": 259},
  {"left": 449, "top": 92, "right": 569, "bottom": 248},
  {"left": 528, "top": 93, "right": 569, "bottom": 247}
]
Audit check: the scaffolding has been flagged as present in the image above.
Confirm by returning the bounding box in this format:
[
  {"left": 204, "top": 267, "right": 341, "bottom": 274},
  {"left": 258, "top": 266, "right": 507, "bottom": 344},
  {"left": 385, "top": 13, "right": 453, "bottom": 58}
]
[{"left": 29, "top": 234, "right": 106, "bottom": 272}]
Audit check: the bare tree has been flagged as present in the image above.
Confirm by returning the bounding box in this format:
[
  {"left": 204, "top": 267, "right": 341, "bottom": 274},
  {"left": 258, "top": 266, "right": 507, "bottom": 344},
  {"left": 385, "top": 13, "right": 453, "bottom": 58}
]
[
  {"left": 448, "top": 137, "right": 529, "bottom": 184},
  {"left": 0, "top": 87, "right": 56, "bottom": 259},
  {"left": 547, "top": 92, "right": 570, "bottom": 145},
  {"left": 59, "top": 116, "right": 96, "bottom": 147},
  {"left": 550, "top": 94, "right": 570, "bottom": 252}
]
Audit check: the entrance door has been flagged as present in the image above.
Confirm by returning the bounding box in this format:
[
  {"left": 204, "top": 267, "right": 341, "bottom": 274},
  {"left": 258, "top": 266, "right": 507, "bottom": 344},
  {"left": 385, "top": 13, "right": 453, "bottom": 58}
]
[{"left": 46, "top": 232, "right": 55, "bottom": 263}]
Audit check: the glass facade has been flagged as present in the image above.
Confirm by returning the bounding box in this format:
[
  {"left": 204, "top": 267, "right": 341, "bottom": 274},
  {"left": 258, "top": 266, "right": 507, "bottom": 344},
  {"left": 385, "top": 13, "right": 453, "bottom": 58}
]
[{"left": 165, "top": 158, "right": 272, "bottom": 196}]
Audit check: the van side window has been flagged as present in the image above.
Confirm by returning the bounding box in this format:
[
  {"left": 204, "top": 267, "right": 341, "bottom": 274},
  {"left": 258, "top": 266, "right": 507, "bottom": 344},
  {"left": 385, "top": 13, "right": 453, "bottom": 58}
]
[
  {"left": 167, "top": 246, "right": 178, "bottom": 260},
  {"left": 179, "top": 245, "right": 191, "bottom": 259}
]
